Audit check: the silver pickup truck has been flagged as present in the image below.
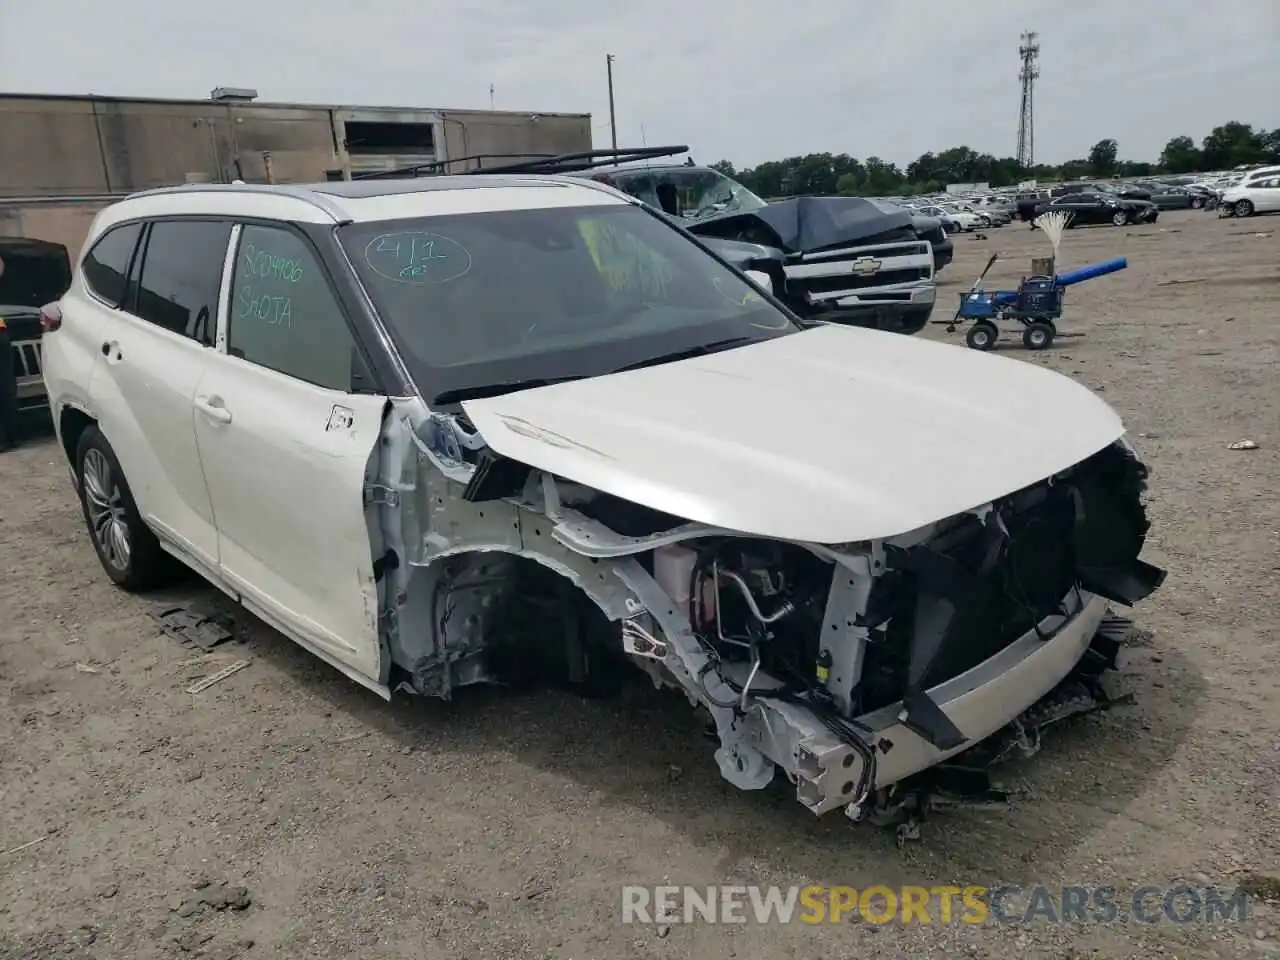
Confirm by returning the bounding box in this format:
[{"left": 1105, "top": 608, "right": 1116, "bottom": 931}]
[{"left": 1, "top": 237, "right": 72, "bottom": 412}]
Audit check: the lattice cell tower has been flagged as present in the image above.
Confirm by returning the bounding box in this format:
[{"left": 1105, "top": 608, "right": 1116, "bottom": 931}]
[{"left": 1016, "top": 30, "right": 1040, "bottom": 169}]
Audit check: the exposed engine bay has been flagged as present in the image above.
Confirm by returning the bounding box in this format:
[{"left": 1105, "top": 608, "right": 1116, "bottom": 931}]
[{"left": 372, "top": 399, "right": 1165, "bottom": 820}]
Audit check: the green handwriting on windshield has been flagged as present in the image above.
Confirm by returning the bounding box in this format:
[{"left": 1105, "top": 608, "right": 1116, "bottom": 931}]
[
  {"left": 577, "top": 220, "right": 673, "bottom": 298},
  {"left": 364, "top": 232, "right": 473, "bottom": 284}
]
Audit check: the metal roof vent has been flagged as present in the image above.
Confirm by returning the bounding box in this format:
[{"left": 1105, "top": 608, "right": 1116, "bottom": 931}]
[{"left": 210, "top": 87, "right": 258, "bottom": 102}]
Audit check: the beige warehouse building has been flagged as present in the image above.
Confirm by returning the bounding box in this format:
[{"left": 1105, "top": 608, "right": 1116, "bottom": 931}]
[{"left": 0, "top": 88, "right": 593, "bottom": 257}]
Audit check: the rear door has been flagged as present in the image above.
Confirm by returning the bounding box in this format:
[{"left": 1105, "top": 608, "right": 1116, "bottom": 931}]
[
  {"left": 1254, "top": 177, "right": 1280, "bottom": 212},
  {"left": 87, "top": 219, "right": 231, "bottom": 574},
  {"left": 192, "top": 221, "right": 389, "bottom": 681}
]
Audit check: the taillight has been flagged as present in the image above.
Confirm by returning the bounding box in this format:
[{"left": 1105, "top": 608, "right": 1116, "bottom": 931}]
[{"left": 40, "top": 302, "right": 62, "bottom": 332}]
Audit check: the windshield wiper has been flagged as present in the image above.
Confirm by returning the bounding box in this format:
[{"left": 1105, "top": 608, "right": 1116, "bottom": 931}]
[
  {"left": 611, "top": 336, "right": 757, "bottom": 374},
  {"left": 432, "top": 376, "right": 584, "bottom": 406}
]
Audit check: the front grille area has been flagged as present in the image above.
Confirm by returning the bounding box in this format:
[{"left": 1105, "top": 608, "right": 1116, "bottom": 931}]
[
  {"left": 854, "top": 444, "right": 1152, "bottom": 716},
  {"left": 793, "top": 267, "right": 931, "bottom": 296},
  {"left": 800, "top": 241, "right": 928, "bottom": 262},
  {"left": 13, "top": 340, "right": 41, "bottom": 378}
]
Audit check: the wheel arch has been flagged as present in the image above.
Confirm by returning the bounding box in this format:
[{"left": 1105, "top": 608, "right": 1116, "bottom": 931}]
[{"left": 390, "top": 545, "right": 637, "bottom": 697}]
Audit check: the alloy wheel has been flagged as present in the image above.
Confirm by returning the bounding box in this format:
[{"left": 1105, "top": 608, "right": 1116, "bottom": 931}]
[{"left": 82, "top": 448, "right": 131, "bottom": 571}]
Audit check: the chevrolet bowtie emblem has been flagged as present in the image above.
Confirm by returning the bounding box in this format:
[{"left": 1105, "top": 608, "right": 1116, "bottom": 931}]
[{"left": 851, "top": 257, "right": 882, "bottom": 276}]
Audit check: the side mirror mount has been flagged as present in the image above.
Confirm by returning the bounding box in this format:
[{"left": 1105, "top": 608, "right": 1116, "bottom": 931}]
[{"left": 743, "top": 269, "right": 772, "bottom": 293}]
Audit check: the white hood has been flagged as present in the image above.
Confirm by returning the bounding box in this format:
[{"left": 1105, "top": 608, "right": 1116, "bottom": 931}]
[{"left": 461, "top": 325, "right": 1124, "bottom": 544}]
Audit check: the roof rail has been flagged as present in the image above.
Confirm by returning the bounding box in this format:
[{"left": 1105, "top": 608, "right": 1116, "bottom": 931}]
[
  {"left": 125, "top": 182, "right": 351, "bottom": 221},
  {"left": 352, "top": 145, "right": 691, "bottom": 180}
]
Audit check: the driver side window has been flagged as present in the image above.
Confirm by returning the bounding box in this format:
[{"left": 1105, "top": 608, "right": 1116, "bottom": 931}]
[{"left": 228, "top": 225, "right": 369, "bottom": 392}]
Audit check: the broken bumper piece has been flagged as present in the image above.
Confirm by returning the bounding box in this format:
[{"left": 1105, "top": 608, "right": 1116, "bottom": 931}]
[{"left": 754, "top": 591, "right": 1111, "bottom": 816}]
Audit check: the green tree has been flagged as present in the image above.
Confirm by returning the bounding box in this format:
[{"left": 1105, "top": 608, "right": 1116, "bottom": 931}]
[
  {"left": 1201, "top": 122, "right": 1267, "bottom": 169},
  {"left": 862, "top": 157, "right": 904, "bottom": 194},
  {"left": 718, "top": 121, "right": 1270, "bottom": 201},
  {"left": 1262, "top": 129, "right": 1280, "bottom": 163},
  {"left": 1087, "top": 139, "right": 1119, "bottom": 177},
  {"left": 1158, "top": 136, "right": 1201, "bottom": 174},
  {"left": 835, "top": 171, "right": 865, "bottom": 196}
]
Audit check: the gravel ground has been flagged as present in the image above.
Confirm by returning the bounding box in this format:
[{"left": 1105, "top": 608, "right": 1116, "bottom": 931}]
[{"left": 1, "top": 208, "right": 1278, "bottom": 959}]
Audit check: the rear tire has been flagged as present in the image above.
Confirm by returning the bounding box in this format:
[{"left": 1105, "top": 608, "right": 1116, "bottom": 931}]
[
  {"left": 1023, "top": 321, "right": 1055, "bottom": 351},
  {"left": 75, "top": 426, "right": 177, "bottom": 591},
  {"left": 1111, "top": 210, "right": 1129, "bottom": 227},
  {"left": 966, "top": 322, "right": 998, "bottom": 351}
]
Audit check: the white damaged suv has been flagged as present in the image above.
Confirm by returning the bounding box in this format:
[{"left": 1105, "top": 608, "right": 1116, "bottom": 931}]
[{"left": 41, "top": 176, "right": 1165, "bottom": 821}]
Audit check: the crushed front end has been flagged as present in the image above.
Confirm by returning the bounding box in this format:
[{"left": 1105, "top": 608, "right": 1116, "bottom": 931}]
[
  {"left": 550, "top": 440, "right": 1163, "bottom": 816},
  {"left": 386, "top": 403, "right": 1163, "bottom": 818}
]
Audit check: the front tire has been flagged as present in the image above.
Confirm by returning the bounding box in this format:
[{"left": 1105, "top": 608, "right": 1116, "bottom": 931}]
[
  {"left": 1111, "top": 209, "right": 1129, "bottom": 227},
  {"left": 76, "top": 426, "right": 177, "bottom": 591},
  {"left": 1236, "top": 199, "right": 1254, "bottom": 217},
  {"left": 966, "top": 322, "right": 998, "bottom": 351}
]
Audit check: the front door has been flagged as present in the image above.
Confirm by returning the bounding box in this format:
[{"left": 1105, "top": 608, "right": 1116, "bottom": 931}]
[{"left": 192, "top": 222, "right": 388, "bottom": 681}]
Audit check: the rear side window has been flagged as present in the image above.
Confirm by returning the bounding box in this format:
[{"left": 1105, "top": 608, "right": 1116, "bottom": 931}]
[
  {"left": 132, "top": 220, "right": 232, "bottom": 345},
  {"left": 81, "top": 222, "right": 143, "bottom": 307},
  {"left": 227, "top": 224, "right": 361, "bottom": 391}
]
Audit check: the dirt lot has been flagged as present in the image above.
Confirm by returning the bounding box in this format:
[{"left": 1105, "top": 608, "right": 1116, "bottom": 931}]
[{"left": 2, "top": 209, "right": 1278, "bottom": 960}]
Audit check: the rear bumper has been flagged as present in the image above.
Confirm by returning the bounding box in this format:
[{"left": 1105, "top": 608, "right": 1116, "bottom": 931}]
[{"left": 12, "top": 338, "right": 47, "bottom": 409}]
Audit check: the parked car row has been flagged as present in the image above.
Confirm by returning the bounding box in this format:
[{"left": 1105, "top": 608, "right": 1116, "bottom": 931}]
[
  {"left": 893, "top": 197, "right": 1014, "bottom": 232},
  {"left": 1215, "top": 164, "right": 1280, "bottom": 217}
]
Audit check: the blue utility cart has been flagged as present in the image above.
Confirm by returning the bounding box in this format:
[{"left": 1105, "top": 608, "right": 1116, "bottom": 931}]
[{"left": 945, "top": 253, "right": 1127, "bottom": 351}]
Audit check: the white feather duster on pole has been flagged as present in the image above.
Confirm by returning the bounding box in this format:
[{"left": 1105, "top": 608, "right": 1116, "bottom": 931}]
[{"left": 1033, "top": 210, "right": 1072, "bottom": 265}]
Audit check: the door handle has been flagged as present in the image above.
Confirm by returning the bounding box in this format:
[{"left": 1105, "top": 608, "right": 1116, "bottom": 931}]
[
  {"left": 100, "top": 340, "right": 121, "bottom": 360},
  {"left": 100, "top": 342, "right": 110, "bottom": 356},
  {"left": 195, "top": 395, "right": 233, "bottom": 425}
]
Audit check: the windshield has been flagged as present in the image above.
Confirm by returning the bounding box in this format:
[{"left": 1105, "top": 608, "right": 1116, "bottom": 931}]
[
  {"left": 600, "top": 168, "right": 769, "bottom": 222},
  {"left": 339, "top": 203, "right": 798, "bottom": 405}
]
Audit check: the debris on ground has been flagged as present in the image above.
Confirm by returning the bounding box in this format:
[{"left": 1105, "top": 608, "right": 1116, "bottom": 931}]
[
  {"left": 202, "top": 938, "right": 256, "bottom": 960},
  {"left": 186, "top": 659, "right": 252, "bottom": 694},
  {"left": 1158, "top": 277, "right": 1207, "bottom": 286},
  {"left": 174, "top": 880, "right": 252, "bottom": 917},
  {"left": 73, "top": 661, "right": 99, "bottom": 674},
  {"left": 1229, "top": 439, "right": 1260, "bottom": 451},
  {"left": 154, "top": 606, "right": 237, "bottom": 651},
  {"left": 1240, "top": 872, "right": 1280, "bottom": 902},
  {"left": 2, "top": 834, "right": 47, "bottom": 856}
]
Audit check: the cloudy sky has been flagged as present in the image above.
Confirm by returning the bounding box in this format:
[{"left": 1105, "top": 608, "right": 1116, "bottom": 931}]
[{"left": 1, "top": 0, "right": 1275, "bottom": 169}]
